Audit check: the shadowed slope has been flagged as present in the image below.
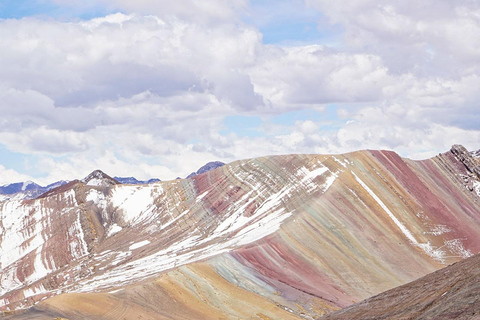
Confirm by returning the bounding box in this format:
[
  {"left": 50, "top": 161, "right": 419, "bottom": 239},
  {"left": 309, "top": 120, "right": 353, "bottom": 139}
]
[{"left": 321, "top": 253, "right": 480, "bottom": 320}]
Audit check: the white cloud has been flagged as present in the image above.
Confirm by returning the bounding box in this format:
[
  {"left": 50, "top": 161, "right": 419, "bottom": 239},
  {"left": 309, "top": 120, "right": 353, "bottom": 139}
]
[
  {"left": 0, "top": 127, "right": 90, "bottom": 154},
  {"left": 249, "top": 45, "right": 390, "bottom": 109},
  {"left": 0, "top": 165, "right": 33, "bottom": 185},
  {"left": 306, "top": 0, "right": 480, "bottom": 74},
  {"left": 1, "top": 1, "right": 480, "bottom": 184},
  {"left": 0, "top": 14, "right": 260, "bottom": 153}
]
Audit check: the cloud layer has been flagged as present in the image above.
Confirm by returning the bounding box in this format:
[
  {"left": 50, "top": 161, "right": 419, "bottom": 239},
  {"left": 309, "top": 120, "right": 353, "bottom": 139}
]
[{"left": 1, "top": 0, "right": 479, "bottom": 184}]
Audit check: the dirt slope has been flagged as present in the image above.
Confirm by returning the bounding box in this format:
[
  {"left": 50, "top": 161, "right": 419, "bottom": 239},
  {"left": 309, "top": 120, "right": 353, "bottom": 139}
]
[{"left": 322, "top": 253, "right": 480, "bottom": 320}]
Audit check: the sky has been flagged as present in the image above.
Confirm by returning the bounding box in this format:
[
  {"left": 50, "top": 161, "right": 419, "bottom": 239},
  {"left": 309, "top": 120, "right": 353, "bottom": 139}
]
[{"left": 0, "top": 0, "right": 480, "bottom": 185}]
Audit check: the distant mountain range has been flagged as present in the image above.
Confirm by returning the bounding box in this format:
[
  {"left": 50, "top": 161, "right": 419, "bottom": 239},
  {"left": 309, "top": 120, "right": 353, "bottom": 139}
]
[
  {"left": 113, "top": 177, "right": 161, "bottom": 184},
  {"left": 185, "top": 161, "right": 225, "bottom": 178},
  {"left": 0, "top": 161, "right": 225, "bottom": 202},
  {"left": 0, "top": 180, "right": 68, "bottom": 202}
]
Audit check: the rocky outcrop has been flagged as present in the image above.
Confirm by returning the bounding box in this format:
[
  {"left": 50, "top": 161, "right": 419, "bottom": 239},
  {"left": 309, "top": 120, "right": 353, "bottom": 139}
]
[
  {"left": 450, "top": 145, "right": 480, "bottom": 193},
  {"left": 451, "top": 144, "right": 480, "bottom": 179}
]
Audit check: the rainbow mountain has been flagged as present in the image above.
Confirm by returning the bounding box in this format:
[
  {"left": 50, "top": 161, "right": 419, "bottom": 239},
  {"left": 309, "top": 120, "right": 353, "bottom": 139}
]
[{"left": 1, "top": 145, "right": 480, "bottom": 319}]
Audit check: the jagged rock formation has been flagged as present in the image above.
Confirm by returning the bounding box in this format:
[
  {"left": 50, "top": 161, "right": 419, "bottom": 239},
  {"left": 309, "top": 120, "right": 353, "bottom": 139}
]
[
  {"left": 321, "top": 253, "right": 480, "bottom": 320},
  {"left": 0, "top": 146, "right": 480, "bottom": 319},
  {"left": 451, "top": 144, "right": 480, "bottom": 179},
  {"left": 451, "top": 145, "right": 480, "bottom": 195}
]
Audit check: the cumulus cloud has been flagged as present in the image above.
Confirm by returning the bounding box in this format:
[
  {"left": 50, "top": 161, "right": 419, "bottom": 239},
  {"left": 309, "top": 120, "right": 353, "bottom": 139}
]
[
  {"left": 0, "top": 165, "right": 33, "bottom": 185},
  {"left": 1, "top": 0, "right": 480, "bottom": 184},
  {"left": 0, "top": 14, "right": 259, "bottom": 145},
  {"left": 249, "top": 45, "right": 390, "bottom": 108},
  {"left": 306, "top": 0, "right": 480, "bottom": 74}
]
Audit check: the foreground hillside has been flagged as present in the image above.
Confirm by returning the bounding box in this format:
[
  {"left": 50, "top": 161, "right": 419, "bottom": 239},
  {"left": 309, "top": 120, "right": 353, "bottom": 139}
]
[
  {"left": 1, "top": 145, "right": 480, "bottom": 319},
  {"left": 322, "top": 253, "right": 480, "bottom": 320}
]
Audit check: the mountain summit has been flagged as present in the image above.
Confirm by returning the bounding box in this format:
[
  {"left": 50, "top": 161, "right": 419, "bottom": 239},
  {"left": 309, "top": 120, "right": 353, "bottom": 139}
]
[{"left": 81, "top": 170, "right": 119, "bottom": 187}]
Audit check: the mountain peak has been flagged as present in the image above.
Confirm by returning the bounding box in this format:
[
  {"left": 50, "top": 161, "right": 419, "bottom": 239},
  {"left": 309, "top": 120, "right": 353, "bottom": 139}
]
[
  {"left": 81, "top": 170, "right": 119, "bottom": 187},
  {"left": 186, "top": 161, "right": 225, "bottom": 178},
  {"left": 451, "top": 144, "right": 480, "bottom": 179}
]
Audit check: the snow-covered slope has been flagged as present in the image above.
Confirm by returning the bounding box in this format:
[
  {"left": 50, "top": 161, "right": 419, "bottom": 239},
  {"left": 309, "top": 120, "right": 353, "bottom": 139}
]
[{"left": 1, "top": 146, "right": 480, "bottom": 319}]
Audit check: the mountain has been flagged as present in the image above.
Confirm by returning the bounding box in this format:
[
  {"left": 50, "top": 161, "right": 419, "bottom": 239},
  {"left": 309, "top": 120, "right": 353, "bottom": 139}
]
[
  {"left": 0, "top": 180, "right": 68, "bottom": 202},
  {"left": 113, "top": 161, "right": 226, "bottom": 183},
  {"left": 321, "top": 253, "right": 480, "bottom": 320},
  {"left": 114, "top": 177, "right": 161, "bottom": 184},
  {"left": 0, "top": 181, "right": 41, "bottom": 195},
  {"left": 1, "top": 146, "right": 480, "bottom": 319},
  {"left": 0, "top": 161, "right": 223, "bottom": 201},
  {"left": 186, "top": 161, "right": 225, "bottom": 178},
  {"left": 81, "top": 169, "right": 119, "bottom": 187}
]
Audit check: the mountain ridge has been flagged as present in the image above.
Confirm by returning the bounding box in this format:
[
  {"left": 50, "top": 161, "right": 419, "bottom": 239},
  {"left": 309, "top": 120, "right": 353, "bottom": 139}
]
[
  {"left": 0, "top": 161, "right": 224, "bottom": 202},
  {"left": 0, "top": 145, "right": 479, "bottom": 319}
]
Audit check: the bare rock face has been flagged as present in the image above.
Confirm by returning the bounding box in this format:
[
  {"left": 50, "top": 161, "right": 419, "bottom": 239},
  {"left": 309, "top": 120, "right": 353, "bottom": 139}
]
[
  {"left": 451, "top": 144, "right": 480, "bottom": 179},
  {"left": 1, "top": 147, "right": 480, "bottom": 319},
  {"left": 451, "top": 145, "right": 480, "bottom": 193}
]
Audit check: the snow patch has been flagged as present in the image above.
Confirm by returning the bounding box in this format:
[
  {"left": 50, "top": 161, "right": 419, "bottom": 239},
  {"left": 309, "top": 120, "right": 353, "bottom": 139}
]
[
  {"left": 296, "top": 163, "right": 336, "bottom": 193},
  {"left": 86, "top": 178, "right": 104, "bottom": 186},
  {"left": 425, "top": 225, "right": 452, "bottom": 236},
  {"left": 23, "top": 284, "right": 47, "bottom": 299},
  {"left": 67, "top": 213, "right": 89, "bottom": 260},
  {"left": 31, "top": 247, "right": 50, "bottom": 281},
  {"left": 110, "top": 185, "right": 156, "bottom": 224},
  {"left": 473, "top": 180, "right": 480, "bottom": 198},
  {"left": 352, "top": 172, "right": 445, "bottom": 261},
  {"left": 21, "top": 181, "right": 33, "bottom": 191},
  {"left": 107, "top": 224, "right": 123, "bottom": 237},
  {"left": 300, "top": 167, "right": 328, "bottom": 183},
  {"left": 129, "top": 240, "right": 150, "bottom": 250},
  {"left": 332, "top": 156, "right": 348, "bottom": 168},
  {"left": 444, "top": 239, "right": 473, "bottom": 258},
  {"left": 196, "top": 190, "right": 209, "bottom": 202},
  {"left": 322, "top": 174, "right": 337, "bottom": 193}
]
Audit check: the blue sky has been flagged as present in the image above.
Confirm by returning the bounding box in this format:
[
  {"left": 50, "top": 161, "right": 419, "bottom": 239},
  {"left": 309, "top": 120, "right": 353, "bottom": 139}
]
[{"left": 0, "top": 0, "right": 479, "bottom": 184}]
